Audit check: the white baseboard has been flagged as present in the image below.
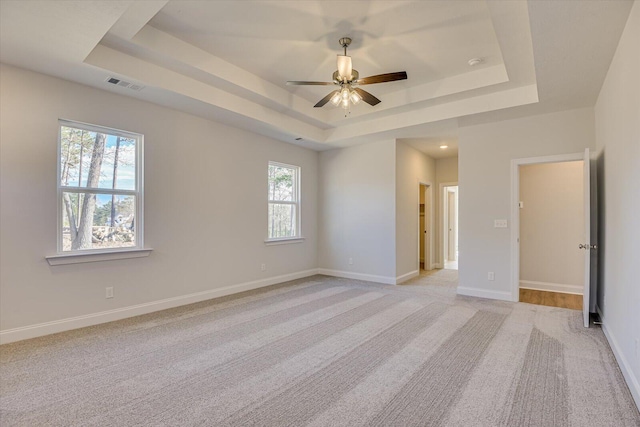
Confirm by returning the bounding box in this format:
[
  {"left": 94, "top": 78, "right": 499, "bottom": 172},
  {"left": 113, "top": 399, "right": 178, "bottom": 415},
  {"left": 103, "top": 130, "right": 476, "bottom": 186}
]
[
  {"left": 0, "top": 269, "right": 320, "bottom": 345},
  {"left": 396, "top": 270, "right": 419, "bottom": 284},
  {"left": 519, "top": 280, "right": 582, "bottom": 295},
  {"left": 598, "top": 306, "right": 640, "bottom": 411},
  {"left": 433, "top": 263, "right": 443, "bottom": 269},
  {"left": 457, "top": 286, "right": 512, "bottom": 302},
  {"left": 317, "top": 269, "right": 396, "bottom": 285}
]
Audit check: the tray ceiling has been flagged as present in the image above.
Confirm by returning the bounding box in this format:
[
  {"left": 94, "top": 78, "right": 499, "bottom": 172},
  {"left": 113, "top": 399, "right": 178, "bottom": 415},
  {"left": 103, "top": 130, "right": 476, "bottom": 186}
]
[{"left": 0, "top": 0, "right": 633, "bottom": 152}]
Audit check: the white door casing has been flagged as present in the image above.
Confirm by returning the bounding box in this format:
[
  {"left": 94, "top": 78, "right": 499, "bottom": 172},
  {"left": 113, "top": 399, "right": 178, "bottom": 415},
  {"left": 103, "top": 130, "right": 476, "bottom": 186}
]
[{"left": 582, "top": 148, "right": 591, "bottom": 327}]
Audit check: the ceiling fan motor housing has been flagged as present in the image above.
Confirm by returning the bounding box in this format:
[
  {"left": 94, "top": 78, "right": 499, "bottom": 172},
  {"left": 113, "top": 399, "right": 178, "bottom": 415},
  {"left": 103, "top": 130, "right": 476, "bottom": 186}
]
[{"left": 333, "top": 70, "right": 359, "bottom": 83}]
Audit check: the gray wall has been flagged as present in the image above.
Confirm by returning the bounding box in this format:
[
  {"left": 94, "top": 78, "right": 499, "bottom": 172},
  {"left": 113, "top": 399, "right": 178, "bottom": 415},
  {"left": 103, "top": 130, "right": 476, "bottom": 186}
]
[
  {"left": 457, "top": 107, "right": 595, "bottom": 300},
  {"left": 0, "top": 64, "right": 318, "bottom": 334},
  {"left": 395, "top": 141, "right": 436, "bottom": 278},
  {"left": 318, "top": 140, "right": 397, "bottom": 282},
  {"left": 594, "top": 1, "right": 640, "bottom": 408}
]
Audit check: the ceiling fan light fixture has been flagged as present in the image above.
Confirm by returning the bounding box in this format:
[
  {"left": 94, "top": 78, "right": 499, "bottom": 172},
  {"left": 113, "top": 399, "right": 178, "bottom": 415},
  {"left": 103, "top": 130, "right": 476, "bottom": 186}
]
[
  {"left": 337, "top": 55, "right": 352, "bottom": 81},
  {"left": 330, "top": 92, "right": 342, "bottom": 106},
  {"left": 349, "top": 90, "right": 362, "bottom": 104}
]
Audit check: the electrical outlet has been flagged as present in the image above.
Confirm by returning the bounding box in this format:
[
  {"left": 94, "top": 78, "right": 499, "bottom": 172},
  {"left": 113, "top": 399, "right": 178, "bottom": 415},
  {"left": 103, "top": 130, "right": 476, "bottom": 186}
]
[
  {"left": 261, "top": 263, "right": 266, "bottom": 271},
  {"left": 494, "top": 219, "right": 508, "bottom": 228},
  {"left": 105, "top": 287, "right": 114, "bottom": 299},
  {"left": 488, "top": 272, "right": 495, "bottom": 281},
  {"left": 348, "top": 258, "right": 353, "bottom": 265}
]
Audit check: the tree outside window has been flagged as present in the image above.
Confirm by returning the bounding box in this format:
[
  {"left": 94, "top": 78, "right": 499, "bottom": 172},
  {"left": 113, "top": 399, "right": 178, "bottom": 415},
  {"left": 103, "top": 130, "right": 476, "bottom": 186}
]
[
  {"left": 267, "top": 162, "right": 300, "bottom": 239},
  {"left": 58, "top": 120, "right": 143, "bottom": 252}
]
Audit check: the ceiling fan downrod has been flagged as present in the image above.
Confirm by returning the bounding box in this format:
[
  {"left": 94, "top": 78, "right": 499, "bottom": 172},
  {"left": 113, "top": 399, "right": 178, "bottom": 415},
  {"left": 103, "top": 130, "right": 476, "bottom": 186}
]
[{"left": 339, "top": 37, "right": 352, "bottom": 55}]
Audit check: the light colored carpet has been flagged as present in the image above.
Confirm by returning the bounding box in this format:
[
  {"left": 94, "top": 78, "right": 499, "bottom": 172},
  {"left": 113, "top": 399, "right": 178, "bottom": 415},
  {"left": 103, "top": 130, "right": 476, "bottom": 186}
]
[{"left": 0, "top": 271, "right": 638, "bottom": 426}]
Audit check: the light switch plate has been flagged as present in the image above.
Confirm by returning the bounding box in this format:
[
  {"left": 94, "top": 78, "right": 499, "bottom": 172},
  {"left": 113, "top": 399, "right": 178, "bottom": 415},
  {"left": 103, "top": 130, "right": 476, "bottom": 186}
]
[{"left": 494, "top": 219, "right": 508, "bottom": 228}]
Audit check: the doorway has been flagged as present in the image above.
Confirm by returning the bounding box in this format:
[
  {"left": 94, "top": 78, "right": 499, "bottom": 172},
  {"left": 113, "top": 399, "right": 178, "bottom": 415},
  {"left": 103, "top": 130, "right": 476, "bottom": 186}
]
[
  {"left": 511, "top": 150, "right": 595, "bottom": 327},
  {"left": 419, "top": 183, "right": 433, "bottom": 271},
  {"left": 518, "top": 161, "right": 584, "bottom": 311},
  {"left": 443, "top": 185, "right": 458, "bottom": 270}
]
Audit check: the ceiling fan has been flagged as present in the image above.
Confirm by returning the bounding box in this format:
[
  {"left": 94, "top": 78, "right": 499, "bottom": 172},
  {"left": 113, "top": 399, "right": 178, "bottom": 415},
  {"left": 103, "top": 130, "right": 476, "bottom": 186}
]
[{"left": 286, "top": 37, "right": 408, "bottom": 109}]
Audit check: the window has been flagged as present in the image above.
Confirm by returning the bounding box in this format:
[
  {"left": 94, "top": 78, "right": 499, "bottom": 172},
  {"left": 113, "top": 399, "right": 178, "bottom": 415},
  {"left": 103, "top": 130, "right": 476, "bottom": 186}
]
[
  {"left": 267, "top": 161, "right": 300, "bottom": 240},
  {"left": 57, "top": 120, "right": 143, "bottom": 253}
]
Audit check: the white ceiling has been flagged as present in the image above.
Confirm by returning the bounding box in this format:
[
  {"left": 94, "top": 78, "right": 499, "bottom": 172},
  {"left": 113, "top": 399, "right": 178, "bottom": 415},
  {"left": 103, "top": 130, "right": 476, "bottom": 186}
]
[{"left": 0, "top": 0, "right": 633, "bottom": 156}]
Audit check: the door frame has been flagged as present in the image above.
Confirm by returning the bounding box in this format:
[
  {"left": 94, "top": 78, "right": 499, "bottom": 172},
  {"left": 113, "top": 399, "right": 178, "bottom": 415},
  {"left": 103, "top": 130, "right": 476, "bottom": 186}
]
[
  {"left": 418, "top": 182, "right": 434, "bottom": 271},
  {"left": 510, "top": 152, "right": 585, "bottom": 302},
  {"left": 446, "top": 187, "right": 458, "bottom": 262},
  {"left": 439, "top": 181, "right": 458, "bottom": 268}
]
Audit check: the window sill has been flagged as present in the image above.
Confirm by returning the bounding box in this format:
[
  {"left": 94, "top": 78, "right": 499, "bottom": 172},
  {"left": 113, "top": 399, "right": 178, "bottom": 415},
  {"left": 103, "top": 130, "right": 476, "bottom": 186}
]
[
  {"left": 264, "top": 237, "right": 305, "bottom": 246},
  {"left": 46, "top": 248, "right": 153, "bottom": 266}
]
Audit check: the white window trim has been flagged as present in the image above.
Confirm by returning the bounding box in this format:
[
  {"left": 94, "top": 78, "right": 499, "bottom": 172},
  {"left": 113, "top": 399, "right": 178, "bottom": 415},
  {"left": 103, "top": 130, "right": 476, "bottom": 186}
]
[
  {"left": 264, "top": 237, "right": 305, "bottom": 246},
  {"left": 46, "top": 248, "right": 152, "bottom": 266},
  {"left": 53, "top": 119, "right": 148, "bottom": 261},
  {"left": 266, "top": 161, "right": 302, "bottom": 242}
]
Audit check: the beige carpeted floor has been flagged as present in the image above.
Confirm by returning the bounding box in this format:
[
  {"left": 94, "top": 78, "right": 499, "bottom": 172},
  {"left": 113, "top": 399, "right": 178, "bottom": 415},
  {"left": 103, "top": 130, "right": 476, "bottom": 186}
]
[{"left": 1, "top": 271, "right": 638, "bottom": 426}]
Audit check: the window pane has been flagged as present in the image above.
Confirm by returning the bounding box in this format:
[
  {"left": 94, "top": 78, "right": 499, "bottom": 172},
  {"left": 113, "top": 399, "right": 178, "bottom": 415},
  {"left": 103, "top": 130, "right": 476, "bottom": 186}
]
[
  {"left": 61, "top": 192, "right": 136, "bottom": 251},
  {"left": 60, "top": 126, "right": 136, "bottom": 191},
  {"left": 268, "top": 203, "right": 296, "bottom": 238},
  {"left": 268, "top": 164, "right": 295, "bottom": 202}
]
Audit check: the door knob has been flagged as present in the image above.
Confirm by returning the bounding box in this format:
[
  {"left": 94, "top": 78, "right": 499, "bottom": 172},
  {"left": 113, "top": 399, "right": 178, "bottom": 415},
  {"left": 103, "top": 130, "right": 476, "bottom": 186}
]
[{"left": 579, "top": 244, "right": 587, "bottom": 249}]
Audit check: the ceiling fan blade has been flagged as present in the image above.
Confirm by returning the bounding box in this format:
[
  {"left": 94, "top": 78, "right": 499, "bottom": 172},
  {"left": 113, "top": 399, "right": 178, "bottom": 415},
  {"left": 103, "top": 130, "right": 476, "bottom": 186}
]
[
  {"left": 287, "top": 81, "right": 334, "bottom": 86},
  {"left": 356, "top": 71, "right": 408, "bottom": 85},
  {"left": 314, "top": 90, "right": 340, "bottom": 108},
  {"left": 353, "top": 88, "right": 381, "bottom": 106}
]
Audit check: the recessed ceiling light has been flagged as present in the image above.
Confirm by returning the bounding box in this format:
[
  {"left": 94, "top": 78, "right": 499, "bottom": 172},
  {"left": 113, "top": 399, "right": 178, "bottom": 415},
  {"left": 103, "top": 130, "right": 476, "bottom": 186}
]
[
  {"left": 468, "top": 58, "right": 482, "bottom": 66},
  {"left": 440, "top": 145, "right": 448, "bottom": 149}
]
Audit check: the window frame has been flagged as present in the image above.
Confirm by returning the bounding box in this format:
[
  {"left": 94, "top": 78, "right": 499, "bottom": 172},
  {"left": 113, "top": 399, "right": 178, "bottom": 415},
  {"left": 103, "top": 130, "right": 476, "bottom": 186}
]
[
  {"left": 56, "top": 119, "right": 144, "bottom": 255},
  {"left": 266, "top": 161, "right": 302, "bottom": 243}
]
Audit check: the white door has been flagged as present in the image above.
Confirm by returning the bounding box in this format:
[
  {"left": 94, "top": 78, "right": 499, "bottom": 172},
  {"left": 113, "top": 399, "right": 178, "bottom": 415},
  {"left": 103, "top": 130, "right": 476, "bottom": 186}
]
[{"left": 581, "top": 148, "right": 592, "bottom": 328}]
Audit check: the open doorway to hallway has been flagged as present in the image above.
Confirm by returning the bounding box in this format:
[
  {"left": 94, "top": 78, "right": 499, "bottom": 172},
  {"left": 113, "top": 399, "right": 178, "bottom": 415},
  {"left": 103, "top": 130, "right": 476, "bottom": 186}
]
[{"left": 443, "top": 185, "right": 458, "bottom": 270}]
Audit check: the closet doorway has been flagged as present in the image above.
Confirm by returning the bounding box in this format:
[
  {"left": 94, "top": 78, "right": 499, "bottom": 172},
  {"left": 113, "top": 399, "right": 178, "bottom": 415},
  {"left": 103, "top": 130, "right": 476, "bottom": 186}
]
[{"left": 419, "top": 183, "right": 433, "bottom": 271}]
